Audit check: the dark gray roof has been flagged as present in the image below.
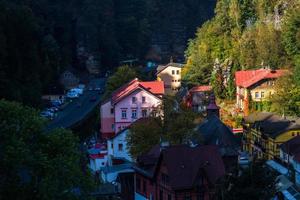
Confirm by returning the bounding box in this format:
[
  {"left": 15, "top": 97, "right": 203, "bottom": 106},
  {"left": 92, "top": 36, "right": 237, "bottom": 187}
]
[
  {"left": 156, "top": 62, "right": 184, "bottom": 74},
  {"left": 246, "top": 113, "right": 300, "bottom": 139},
  {"left": 196, "top": 115, "right": 239, "bottom": 156}
]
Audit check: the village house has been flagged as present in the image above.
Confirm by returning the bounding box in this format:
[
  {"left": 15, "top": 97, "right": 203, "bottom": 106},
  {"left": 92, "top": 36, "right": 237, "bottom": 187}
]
[
  {"left": 243, "top": 112, "right": 300, "bottom": 160},
  {"left": 235, "top": 68, "right": 287, "bottom": 115},
  {"left": 100, "top": 78, "right": 164, "bottom": 139},
  {"left": 107, "top": 128, "right": 133, "bottom": 162},
  {"left": 156, "top": 61, "right": 184, "bottom": 95},
  {"left": 184, "top": 85, "right": 212, "bottom": 113},
  {"left": 88, "top": 143, "right": 108, "bottom": 172},
  {"left": 133, "top": 145, "right": 225, "bottom": 200},
  {"left": 280, "top": 136, "right": 300, "bottom": 187},
  {"left": 195, "top": 94, "right": 240, "bottom": 173}
]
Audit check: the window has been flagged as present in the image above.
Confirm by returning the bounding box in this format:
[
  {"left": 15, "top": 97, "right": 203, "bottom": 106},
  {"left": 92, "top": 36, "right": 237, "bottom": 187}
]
[
  {"left": 176, "top": 70, "right": 179, "bottom": 75},
  {"left": 132, "top": 109, "right": 137, "bottom": 119},
  {"left": 118, "top": 143, "right": 123, "bottom": 151},
  {"left": 132, "top": 97, "right": 137, "bottom": 103},
  {"left": 172, "top": 70, "right": 175, "bottom": 75},
  {"left": 111, "top": 143, "right": 113, "bottom": 149},
  {"left": 261, "top": 91, "right": 265, "bottom": 98},
  {"left": 111, "top": 124, "right": 115, "bottom": 130},
  {"left": 160, "top": 190, "right": 163, "bottom": 200},
  {"left": 161, "top": 173, "right": 169, "bottom": 185},
  {"left": 143, "top": 180, "right": 147, "bottom": 194},
  {"left": 142, "top": 96, "right": 146, "bottom": 103},
  {"left": 110, "top": 108, "right": 114, "bottom": 114},
  {"left": 121, "top": 110, "right": 127, "bottom": 119},
  {"left": 255, "top": 92, "right": 260, "bottom": 98},
  {"left": 136, "top": 178, "right": 141, "bottom": 191},
  {"left": 178, "top": 79, "right": 181, "bottom": 82},
  {"left": 142, "top": 109, "right": 147, "bottom": 117}
]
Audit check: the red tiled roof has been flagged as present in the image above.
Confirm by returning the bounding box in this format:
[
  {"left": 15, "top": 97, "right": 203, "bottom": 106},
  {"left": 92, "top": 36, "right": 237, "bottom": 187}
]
[
  {"left": 140, "top": 81, "right": 164, "bottom": 95},
  {"left": 111, "top": 78, "right": 164, "bottom": 104},
  {"left": 235, "top": 68, "right": 288, "bottom": 88},
  {"left": 189, "top": 85, "right": 212, "bottom": 93},
  {"left": 89, "top": 153, "right": 107, "bottom": 159}
]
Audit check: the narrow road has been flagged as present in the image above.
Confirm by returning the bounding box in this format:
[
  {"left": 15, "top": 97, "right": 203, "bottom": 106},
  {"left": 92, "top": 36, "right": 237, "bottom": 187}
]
[{"left": 46, "top": 78, "right": 106, "bottom": 131}]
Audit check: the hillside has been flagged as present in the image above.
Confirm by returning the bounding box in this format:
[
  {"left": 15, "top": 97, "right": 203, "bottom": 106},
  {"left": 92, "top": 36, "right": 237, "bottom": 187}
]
[
  {"left": 183, "top": 0, "right": 300, "bottom": 116},
  {"left": 0, "top": 0, "right": 216, "bottom": 106},
  {"left": 184, "top": 0, "right": 300, "bottom": 86}
]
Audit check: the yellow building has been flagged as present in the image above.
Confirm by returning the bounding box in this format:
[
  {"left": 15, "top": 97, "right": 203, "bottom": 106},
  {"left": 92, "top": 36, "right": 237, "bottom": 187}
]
[
  {"left": 156, "top": 62, "right": 183, "bottom": 95},
  {"left": 243, "top": 112, "right": 300, "bottom": 160},
  {"left": 235, "top": 68, "right": 288, "bottom": 115}
]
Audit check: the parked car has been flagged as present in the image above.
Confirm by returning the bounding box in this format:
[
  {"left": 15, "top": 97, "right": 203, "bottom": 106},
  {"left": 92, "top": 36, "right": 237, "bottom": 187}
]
[
  {"left": 70, "top": 88, "right": 83, "bottom": 96},
  {"left": 66, "top": 91, "right": 79, "bottom": 99},
  {"left": 40, "top": 110, "right": 54, "bottom": 120},
  {"left": 51, "top": 99, "right": 63, "bottom": 107},
  {"left": 48, "top": 107, "right": 59, "bottom": 113}
]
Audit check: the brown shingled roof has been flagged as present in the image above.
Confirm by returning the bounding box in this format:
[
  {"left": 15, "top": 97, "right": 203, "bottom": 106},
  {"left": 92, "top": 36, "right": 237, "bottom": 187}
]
[{"left": 160, "top": 145, "right": 225, "bottom": 189}]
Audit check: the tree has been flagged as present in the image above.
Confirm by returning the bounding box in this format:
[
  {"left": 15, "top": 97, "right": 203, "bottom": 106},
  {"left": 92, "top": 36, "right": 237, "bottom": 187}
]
[
  {"left": 0, "top": 100, "right": 94, "bottom": 199},
  {"left": 270, "top": 75, "right": 300, "bottom": 116},
  {"left": 218, "top": 161, "right": 277, "bottom": 200},
  {"left": 103, "top": 65, "right": 137, "bottom": 98},
  {"left": 126, "top": 96, "right": 202, "bottom": 158},
  {"left": 126, "top": 117, "right": 163, "bottom": 159}
]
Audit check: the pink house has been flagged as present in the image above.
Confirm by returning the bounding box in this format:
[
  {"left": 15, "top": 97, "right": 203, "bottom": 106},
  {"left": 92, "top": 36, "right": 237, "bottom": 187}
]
[{"left": 100, "top": 78, "right": 164, "bottom": 139}]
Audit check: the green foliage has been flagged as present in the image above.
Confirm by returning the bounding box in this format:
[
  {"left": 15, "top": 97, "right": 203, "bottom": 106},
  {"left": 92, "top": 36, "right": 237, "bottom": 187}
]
[
  {"left": 270, "top": 75, "right": 300, "bottom": 116},
  {"left": 0, "top": 100, "right": 94, "bottom": 199},
  {"left": 126, "top": 96, "right": 202, "bottom": 158},
  {"left": 218, "top": 161, "right": 277, "bottom": 200},
  {"left": 103, "top": 66, "right": 137, "bottom": 99},
  {"left": 126, "top": 117, "right": 163, "bottom": 158},
  {"left": 184, "top": 0, "right": 299, "bottom": 88}
]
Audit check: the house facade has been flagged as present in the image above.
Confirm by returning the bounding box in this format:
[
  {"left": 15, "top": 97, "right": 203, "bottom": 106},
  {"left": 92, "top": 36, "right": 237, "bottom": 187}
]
[
  {"left": 184, "top": 86, "right": 212, "bottom": 113},
  {"left": 100, "top": 78, "right": 164, "bottom": 139},
  {"left": 156, "top": 62, "right": 183, "bottom": 95},
  {"left": 134, "top": 145, "right": 225, "bottom": 200},
  {"left": 107, "top": 128, "right": 133, "bottom": 162},
  {"left": 280, "top": 136, "right": 300, "bottom": 187},
  {"left": 243, "top": 112, "right": 300, "bottom": 160},
  {"left": 235, "top": 68, "right": 287, "bottom": 115}
]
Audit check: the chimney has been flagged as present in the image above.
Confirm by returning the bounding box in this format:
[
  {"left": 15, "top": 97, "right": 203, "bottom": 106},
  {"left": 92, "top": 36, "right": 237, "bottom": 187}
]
[{"left": 206, "top": 94, "right": 220, "bottom": 118}]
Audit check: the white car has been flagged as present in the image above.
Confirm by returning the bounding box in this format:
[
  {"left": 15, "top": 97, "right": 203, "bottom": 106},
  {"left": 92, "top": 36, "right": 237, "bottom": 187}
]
[
  {"left": 66, "top": 91, "right": 79, "bottom": 98},
  {"left": 70, "top": 88, "right": 83, "bottom": 95}
]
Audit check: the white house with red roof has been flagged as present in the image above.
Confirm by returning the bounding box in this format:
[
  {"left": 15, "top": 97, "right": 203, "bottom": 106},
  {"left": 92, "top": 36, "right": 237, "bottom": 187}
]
[
  {"left": 235, "top": 68, "right": 287, "bottom": 114},
  {"left": 100, "top": 78, "right": 164, "bottom": 139},
  {"left": 88, "top": 143, "right": 108, "bottom": 172}
]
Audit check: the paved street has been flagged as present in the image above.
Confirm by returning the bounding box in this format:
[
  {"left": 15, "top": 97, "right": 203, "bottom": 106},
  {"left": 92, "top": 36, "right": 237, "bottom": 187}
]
[{"left": 46, "top": 78, "right": 106, "bottom": 131}]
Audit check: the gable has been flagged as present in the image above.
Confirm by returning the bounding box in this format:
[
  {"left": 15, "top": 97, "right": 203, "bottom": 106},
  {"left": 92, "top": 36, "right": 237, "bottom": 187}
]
[
  {"left": 114, "top": 88, "right": 162, "bottom": 108},
  {"left": 157, "top": 66, "right": 182, "bottom": 75}
]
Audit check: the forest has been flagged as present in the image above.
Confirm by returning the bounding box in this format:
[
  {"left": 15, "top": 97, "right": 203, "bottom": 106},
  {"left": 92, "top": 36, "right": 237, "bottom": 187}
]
[
  {"left": 0, "top": 0, "right": 216, "bottom": 106},
  {"left": 184, "top": 0, "right": 300, "bottom": 115}
]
